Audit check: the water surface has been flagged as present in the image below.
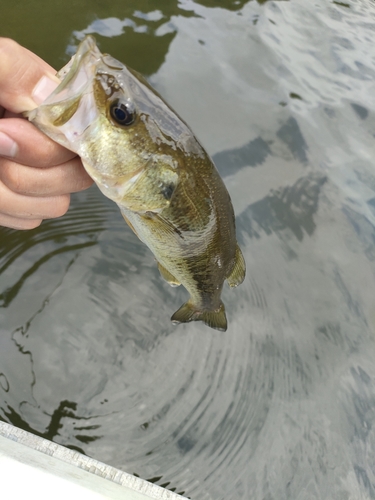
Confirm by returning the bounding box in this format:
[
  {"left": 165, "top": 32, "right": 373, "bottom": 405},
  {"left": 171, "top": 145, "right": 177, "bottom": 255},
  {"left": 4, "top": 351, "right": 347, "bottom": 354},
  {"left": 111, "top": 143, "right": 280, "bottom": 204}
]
[{"left": 1, "top": 0, "right": 375, "bottom": 498}]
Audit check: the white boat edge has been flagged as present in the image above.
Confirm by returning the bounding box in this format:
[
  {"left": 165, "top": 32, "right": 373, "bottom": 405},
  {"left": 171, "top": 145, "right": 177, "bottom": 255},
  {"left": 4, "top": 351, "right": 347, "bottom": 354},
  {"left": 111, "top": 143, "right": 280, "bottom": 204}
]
[{"left": 0, "top": 421, "right": 184, "bottom": 500}]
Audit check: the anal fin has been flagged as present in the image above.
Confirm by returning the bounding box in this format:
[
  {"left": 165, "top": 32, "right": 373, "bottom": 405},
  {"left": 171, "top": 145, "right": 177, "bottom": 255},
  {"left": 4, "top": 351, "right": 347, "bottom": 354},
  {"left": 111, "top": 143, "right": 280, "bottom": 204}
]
[
  {"left": 158, "top": 262, "right": 181, "bottom": 287},
  {"left": 227, "top": 244, "right": 246, "bottom": 287}
]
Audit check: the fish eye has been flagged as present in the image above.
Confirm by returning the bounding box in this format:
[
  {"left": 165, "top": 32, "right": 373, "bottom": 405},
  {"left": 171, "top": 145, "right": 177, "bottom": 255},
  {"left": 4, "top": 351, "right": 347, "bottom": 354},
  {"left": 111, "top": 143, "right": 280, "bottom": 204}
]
[{"left": 109, "top": 100, "right": 135, "bottom": 126}]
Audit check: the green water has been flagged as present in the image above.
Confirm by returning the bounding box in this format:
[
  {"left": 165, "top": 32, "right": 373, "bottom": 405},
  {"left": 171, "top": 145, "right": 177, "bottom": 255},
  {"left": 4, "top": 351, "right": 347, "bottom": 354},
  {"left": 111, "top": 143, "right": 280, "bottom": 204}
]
[
  {"left": 1, "top": 1, "right": 375, "bottom": 498},
  {"left": 2, "top": 0, "right": 199, "bottom": 73}
]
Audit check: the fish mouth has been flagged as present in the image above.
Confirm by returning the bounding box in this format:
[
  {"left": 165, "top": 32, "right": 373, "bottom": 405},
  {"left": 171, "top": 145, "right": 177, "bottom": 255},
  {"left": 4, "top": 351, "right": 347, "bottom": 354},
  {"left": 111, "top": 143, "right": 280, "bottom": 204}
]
[
  {"left": 43, "top": 36, "right": 102, "bottom": 106},
  {"left": 44, "top": 36, "right": 124, "bottom": 106},
  {"left": 25, "top": 36, "right": 111, "bottom": 150}
]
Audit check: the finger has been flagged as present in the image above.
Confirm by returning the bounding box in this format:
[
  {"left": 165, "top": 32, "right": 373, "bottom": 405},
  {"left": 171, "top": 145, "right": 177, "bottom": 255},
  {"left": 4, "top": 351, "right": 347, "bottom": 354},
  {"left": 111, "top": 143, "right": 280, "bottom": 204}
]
[
  {"left": 0, "top": 212, "right": 42, "bottom": 230},
  {"left": 0, "top": 179, "right": 70, "bottom": 220},
  {"left": 0, "top": 38, "right": 59, "bottom": 113},
  {"left": 0, "top": 156, "right": 93, "bottom": 197},
  {"left": 0, "top": 117, "right": 77, "bottom": 166}
]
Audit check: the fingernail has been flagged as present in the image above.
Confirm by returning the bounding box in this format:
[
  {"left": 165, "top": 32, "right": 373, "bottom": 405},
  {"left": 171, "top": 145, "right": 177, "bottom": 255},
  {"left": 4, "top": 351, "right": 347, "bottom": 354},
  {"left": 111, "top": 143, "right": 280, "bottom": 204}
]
[
  {"left": 0, "top": 132, "right": 18, "bottom": 158},
  {"left": 32, "top": 75, "right": 59, "bottom": 105}
]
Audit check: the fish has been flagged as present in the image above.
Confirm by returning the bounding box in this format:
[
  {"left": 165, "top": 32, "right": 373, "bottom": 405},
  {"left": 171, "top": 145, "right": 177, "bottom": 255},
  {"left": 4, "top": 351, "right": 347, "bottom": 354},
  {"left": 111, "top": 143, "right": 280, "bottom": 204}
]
[{"left": 25, "top": 35, "right": 246, "bottom": 332}]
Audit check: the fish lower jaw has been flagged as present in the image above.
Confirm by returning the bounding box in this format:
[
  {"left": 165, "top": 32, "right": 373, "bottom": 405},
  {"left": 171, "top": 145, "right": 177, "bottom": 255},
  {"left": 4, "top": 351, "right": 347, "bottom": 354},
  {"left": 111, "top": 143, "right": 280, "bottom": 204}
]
[
  {"left": 95, "top": 180, "right": 133, "bottom": 203},
  {"left": 83, "top": 166, "right": 142, "bottom": 204}
]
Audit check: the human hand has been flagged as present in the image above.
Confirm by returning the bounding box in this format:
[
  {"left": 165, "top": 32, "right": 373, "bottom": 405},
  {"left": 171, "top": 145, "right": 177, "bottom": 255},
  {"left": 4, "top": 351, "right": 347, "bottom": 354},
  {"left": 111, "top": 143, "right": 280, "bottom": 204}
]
[{"left": 0, "top": 38, "right": 93, "bottom": 230}]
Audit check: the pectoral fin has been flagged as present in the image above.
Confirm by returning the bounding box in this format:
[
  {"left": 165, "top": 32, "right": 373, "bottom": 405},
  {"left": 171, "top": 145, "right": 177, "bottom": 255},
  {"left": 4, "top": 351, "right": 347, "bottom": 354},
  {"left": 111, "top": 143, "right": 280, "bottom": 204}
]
[
  {"left": 158, "top": 262, "right": 181, "bottom": 287},
  {"left": 226, "top": 244, "right": 246, "bottom": 287},
  {"left": 121, "top": 157, "right": 178, "bottom": 213}
]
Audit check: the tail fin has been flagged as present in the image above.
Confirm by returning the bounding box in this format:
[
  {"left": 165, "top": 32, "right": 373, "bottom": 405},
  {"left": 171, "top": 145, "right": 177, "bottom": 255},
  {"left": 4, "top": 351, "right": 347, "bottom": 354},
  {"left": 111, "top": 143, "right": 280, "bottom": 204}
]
[{"left": 171, "top": 300, "right": 227, "bottom": 332}]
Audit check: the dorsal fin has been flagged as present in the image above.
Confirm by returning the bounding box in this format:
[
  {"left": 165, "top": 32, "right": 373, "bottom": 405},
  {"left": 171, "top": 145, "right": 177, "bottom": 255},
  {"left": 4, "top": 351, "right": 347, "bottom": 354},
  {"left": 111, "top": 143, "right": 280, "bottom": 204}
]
[{"left": 226, "top": 244, "right": 246, "bottom": 287}]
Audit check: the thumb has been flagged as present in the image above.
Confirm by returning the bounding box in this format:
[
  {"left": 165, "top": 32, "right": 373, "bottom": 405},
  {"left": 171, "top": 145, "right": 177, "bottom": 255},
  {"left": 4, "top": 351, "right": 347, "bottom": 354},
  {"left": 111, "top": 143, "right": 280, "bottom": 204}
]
[{"left": 0, "top": 38, "right": 60, "bottom": 113}]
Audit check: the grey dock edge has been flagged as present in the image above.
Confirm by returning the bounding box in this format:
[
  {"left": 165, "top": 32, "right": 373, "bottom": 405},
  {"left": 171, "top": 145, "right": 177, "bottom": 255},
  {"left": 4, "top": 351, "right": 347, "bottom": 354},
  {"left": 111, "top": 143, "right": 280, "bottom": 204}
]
[{"left": 0, "top": 421, "right": 184, "bottom": 499}]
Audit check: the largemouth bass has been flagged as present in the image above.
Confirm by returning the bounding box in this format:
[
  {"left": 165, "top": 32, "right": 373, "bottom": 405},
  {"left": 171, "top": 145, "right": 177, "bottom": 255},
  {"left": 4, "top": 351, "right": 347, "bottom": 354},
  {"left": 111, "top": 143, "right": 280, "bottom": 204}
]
[{"left": 25, "top": 36, "right": 245, "bottom": 331}]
